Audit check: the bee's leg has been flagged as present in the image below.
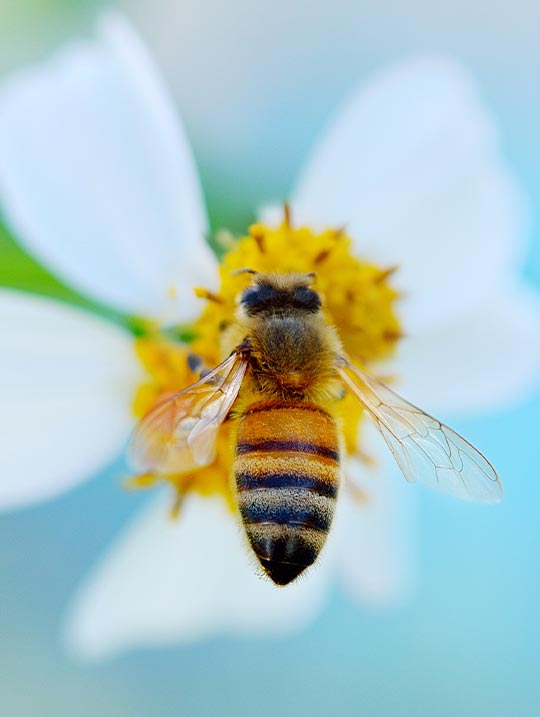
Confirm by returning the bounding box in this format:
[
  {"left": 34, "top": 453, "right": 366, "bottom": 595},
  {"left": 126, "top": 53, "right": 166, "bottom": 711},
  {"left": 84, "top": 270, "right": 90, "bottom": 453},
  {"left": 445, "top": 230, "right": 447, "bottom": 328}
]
[
  {"left": 354, "top": 447, "right": 376, "bottom": 468},
  {"left": 344, "top": 450, "right": 377, "bottom": 504},
  {"left": 344, "top": 476, "right": 369, "bottom": 504}
]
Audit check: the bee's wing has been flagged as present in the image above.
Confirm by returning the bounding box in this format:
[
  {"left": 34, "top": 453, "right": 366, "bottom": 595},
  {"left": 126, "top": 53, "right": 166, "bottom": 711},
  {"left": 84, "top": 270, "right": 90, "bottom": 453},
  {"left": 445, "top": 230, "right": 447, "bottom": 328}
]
[
  {"left": 337, "top": 357, "right": 502, "bottom": 503},
  {"left": 128, "top": 351, "right": 249, "bottom": 475}
]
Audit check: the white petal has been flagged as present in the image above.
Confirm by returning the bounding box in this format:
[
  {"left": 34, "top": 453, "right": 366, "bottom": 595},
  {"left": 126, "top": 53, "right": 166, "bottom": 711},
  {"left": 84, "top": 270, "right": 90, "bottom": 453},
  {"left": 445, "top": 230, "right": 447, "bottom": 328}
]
[
  {"left": 0, "top": 12, "right": 216, "bottom": 322},
  {"left": 292, "top": 57, "right": 527, "bottom": 333},
  {"left": 0, "top": 290, "right": 141, "bottom": 508},
  {"left": 334, "top": 428, "right": 417, "bottom": 605},
  {"left": 385, "top": 282, "right": 540, "bottom": 414},
  {"left": 258, "top": 202, "right": 286, "bottom": 228},
  {"left": 64, "top": 493, "right": 330, "bottom": 659}
]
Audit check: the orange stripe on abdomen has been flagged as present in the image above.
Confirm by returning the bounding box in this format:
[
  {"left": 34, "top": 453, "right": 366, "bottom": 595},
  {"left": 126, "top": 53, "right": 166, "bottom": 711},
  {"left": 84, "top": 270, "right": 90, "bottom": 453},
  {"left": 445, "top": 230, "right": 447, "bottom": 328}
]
[{"left": 234, "top": 400, "right": 340, "bottom": 585}]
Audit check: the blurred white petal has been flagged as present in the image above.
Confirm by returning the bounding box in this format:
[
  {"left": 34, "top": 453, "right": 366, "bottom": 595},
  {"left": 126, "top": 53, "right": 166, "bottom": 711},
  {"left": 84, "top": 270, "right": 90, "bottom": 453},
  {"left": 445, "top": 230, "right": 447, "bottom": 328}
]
[
  {"left": 0, "top": 290, "right": 140, "bottom": 508},
  {"left": 334, "top": 435, "right": 417, "bottom": 605},
  {"left": 292, "top": 57, "right": 527, "bottom": 333},
  {"left": 64, "top": 493, "right": 331, "bottom": 659},
  {"left": 386, "top": 282, "right": 540, "bottom": 414},
  {"left": 0, "top": 12, "right": 216, "bottom": 322},
  {"left": 258, "top": 202, "right": 285, "bottom": 227}
]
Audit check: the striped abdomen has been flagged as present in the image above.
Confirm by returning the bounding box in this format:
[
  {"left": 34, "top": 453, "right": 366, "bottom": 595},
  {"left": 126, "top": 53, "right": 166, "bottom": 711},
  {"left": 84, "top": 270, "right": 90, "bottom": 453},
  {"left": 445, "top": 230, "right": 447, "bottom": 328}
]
[{"left": 234, "top": 400, "right": 340, "bottom": 586}]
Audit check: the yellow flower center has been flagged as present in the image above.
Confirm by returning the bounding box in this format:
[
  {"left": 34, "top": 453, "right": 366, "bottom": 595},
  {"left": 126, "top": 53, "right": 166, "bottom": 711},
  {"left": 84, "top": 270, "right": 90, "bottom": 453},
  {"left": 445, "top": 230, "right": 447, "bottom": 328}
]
[{"left": 129, "top": 218, "right": 402, "bottom": 511}]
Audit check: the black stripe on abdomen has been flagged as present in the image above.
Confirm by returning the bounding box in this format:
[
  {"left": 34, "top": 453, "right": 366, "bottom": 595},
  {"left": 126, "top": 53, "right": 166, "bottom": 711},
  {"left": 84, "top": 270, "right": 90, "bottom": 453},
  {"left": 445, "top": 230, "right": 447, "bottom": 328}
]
[
  {"left": 242, "top": 401, "right": 330, "bottom": 417},
  {"left": 236, "top": 471, "right": 337, "bottom": 498},
  {"left": 239, "top": 487, "right": 333, "bottom": 532},
  {"left": 236, "top": 439, "right": 339, "bottom": 462}
]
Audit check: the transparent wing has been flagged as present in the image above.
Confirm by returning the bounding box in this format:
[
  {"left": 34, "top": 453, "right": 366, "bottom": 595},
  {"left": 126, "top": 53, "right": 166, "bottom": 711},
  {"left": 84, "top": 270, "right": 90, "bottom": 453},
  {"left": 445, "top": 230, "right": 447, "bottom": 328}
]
[
  {"left": 337, "top": 357, "right": 502, "bottom": 503},
  {"left": 128, "top": 351, "right": 249, "bottom": 475}
]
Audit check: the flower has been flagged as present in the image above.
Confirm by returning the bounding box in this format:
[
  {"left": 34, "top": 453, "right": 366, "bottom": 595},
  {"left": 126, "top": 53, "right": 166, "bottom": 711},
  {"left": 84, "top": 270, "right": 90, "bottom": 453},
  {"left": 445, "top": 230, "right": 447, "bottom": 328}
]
[{"left": 0, "top": 12, "right": 538, "bottom": 659}]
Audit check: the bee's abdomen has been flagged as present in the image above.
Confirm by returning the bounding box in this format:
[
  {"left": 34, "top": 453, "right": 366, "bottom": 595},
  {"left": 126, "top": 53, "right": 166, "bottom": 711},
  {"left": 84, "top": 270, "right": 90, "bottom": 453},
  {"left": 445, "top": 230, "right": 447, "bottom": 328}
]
[{"left": 234, "top": 401, "right": 340, "bottom": 586}]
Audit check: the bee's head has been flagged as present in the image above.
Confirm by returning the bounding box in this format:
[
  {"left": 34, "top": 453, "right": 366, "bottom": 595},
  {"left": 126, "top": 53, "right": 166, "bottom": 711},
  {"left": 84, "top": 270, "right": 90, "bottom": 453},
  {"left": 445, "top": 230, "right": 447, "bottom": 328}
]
[{"left": 239, "top": 272, "right": 321, "bottom": 317}]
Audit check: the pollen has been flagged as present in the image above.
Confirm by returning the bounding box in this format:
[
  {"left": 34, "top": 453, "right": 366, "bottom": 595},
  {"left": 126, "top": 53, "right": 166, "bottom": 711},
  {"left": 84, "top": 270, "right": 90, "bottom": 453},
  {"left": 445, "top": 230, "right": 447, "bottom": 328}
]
[
  {"left": 129, "top": 335, "right": 236, "bottom": 509},
  {"left": 132, "top": 335, "right": 198, "bottom": 418},
  {"left": 129, "top": 215, "right": 403, "bottom": 512},
  {"left": 192, "top": 219, "right": 401, "bottom": 368}
]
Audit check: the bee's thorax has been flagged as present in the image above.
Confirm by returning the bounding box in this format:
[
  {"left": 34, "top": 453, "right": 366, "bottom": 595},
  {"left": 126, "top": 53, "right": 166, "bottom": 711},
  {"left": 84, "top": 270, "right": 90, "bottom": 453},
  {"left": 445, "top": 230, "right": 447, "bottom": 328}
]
[{"left": 246, "top": 313, "right": 336, "bottom": 398}]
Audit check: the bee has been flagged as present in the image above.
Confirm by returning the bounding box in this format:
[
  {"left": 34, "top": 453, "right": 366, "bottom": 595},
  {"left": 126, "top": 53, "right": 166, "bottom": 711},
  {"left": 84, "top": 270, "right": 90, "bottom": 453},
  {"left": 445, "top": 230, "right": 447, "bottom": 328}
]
[{"left": 129, "top": 272, "right": 501, "bottom": 586}]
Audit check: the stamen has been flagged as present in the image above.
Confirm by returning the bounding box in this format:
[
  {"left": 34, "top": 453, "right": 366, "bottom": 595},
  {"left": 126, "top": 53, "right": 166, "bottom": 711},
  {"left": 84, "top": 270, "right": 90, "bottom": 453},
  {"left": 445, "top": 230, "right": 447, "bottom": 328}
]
[
  {"left": 231, "top": 267, "right": 258, "bottom": 276},
  {"left": 194, "top": 287, "right": 224, "bottom": 304},
  {"left": 383, "top": 329, "right": 405, "bottom": 341},
  {"left": 314, "top": 247, "right": 332, "bottom": 264},
  {"left": 283, "top": 201, "right": 292, "bottom": 227},
  {"left": 332, "top": 225, "right": 347, "bottom": 238},
  {"left": 249, "top": 225, "right": 266, "bottom": 253},
  {"left": 123, "top": 473, "right": 157, "bottom": 490},
  {"left": 374, "top": 265, "right": 399, "bottom": 284},
  {"left": 170, "top": 489, "right": 187, "bottom": 519}
]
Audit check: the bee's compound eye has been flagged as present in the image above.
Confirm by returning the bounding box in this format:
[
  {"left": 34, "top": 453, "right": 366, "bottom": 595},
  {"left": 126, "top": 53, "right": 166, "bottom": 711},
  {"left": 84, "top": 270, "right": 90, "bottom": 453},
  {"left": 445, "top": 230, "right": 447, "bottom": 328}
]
[
  {"left": 241, "top": 284, "right": 277, "bottom": 314},
  {"left": 292, "top": 287, "right": 321, "bottom": 312},
  {"left": 241, "top": 286, "right": 259, "bottom": 305}
]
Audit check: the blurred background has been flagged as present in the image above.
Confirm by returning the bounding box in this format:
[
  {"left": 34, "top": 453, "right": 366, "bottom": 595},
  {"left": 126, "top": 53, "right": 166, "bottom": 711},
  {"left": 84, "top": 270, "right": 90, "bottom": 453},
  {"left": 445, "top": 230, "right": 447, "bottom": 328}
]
[{"left": 0, "top": 1, "right": 539, "bottom": 716}]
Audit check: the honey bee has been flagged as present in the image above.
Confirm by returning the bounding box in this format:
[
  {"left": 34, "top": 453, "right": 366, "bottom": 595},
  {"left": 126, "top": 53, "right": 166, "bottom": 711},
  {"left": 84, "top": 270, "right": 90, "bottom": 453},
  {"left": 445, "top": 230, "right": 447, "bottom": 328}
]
[{"left": 129, "top": 272, "right": 501, "bottom": 585}]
